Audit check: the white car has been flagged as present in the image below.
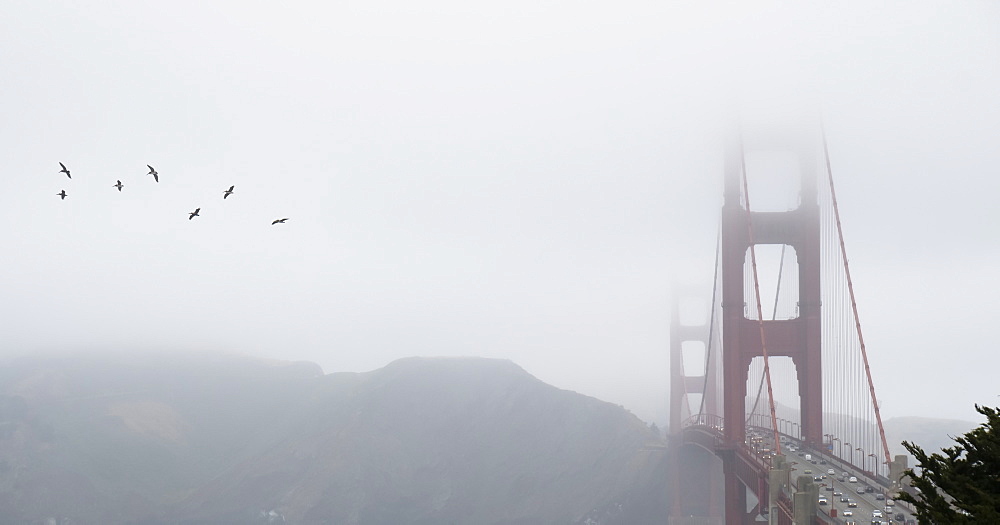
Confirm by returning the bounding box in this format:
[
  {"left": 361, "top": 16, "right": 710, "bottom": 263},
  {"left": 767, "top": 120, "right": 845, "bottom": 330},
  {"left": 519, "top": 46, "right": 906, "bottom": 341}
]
[
  {"left": 827, "top": 468, "right": 836, "bottom": 475},
  {"left": 873, "top": 509, "right": 883, "bottom": 518},
  {"left": 842, "top": 509, "right": 853, "bottom": 517},
  {"left": 848, "top": 476, "right": 858, "bottom": 483}
]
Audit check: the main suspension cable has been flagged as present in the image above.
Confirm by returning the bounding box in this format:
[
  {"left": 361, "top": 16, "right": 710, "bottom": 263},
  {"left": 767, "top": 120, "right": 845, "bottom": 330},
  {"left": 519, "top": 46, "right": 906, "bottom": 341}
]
[
  {"left": 697, "top": 222, "right": 723, "bottom": 421},
  {"left": 821, "top": 126, "right": 891, "bottom": 468}
]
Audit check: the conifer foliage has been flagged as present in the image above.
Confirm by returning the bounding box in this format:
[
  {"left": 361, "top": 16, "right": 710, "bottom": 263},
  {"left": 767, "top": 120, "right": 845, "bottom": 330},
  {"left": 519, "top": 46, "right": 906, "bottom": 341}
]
[{"left": 898, "top": 405, "right": 1000, "bottom": 524}]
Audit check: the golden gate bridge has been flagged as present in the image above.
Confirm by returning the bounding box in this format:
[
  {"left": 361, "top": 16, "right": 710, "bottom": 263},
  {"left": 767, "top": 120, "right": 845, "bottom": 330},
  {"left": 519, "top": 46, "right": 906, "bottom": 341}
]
[{"left": 668, "top": 125, "right": 913, "bottom": 525}]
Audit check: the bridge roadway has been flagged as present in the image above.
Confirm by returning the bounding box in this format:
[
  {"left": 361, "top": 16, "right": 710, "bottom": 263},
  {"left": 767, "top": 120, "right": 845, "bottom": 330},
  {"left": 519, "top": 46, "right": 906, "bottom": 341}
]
[
  {"left": 748, "top": 427, "right": 916, "bottom": 525},
  {"left": 678, "top": 422, "right": 916, "bottom": 524}
]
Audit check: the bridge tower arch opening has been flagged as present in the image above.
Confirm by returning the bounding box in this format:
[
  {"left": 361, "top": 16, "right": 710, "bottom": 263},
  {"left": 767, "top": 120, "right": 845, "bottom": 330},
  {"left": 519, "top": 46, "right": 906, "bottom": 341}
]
[{"left": 745, "top": 355, "right": 801, "bottom": 437}]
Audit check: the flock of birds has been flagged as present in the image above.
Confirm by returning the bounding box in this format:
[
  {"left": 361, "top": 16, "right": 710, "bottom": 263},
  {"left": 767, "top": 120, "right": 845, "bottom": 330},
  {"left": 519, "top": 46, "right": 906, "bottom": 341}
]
[{"left": 55, "top": 162, "right": 290, "bottom": 225}]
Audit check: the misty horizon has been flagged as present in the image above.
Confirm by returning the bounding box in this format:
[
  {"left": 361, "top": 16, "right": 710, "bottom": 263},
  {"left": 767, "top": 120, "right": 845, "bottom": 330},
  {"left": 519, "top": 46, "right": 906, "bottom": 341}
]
[{"left": 1, "top": 0, "right": 998, "bottom": 427}]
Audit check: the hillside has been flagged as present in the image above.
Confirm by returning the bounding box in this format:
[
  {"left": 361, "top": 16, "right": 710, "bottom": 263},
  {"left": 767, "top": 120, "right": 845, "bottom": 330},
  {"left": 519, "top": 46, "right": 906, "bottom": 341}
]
[
  {"left": 0, "top": 353, "right": 669, "bottom": 524},
  {"left": 883, "top": 415, "right": 978, "bottom": 460}
]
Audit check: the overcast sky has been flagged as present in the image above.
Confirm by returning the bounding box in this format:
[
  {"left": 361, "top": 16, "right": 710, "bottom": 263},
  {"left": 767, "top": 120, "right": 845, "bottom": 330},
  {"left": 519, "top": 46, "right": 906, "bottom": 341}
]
[{"left": 1, "top": 0, "right": 997, "bottom": 425}]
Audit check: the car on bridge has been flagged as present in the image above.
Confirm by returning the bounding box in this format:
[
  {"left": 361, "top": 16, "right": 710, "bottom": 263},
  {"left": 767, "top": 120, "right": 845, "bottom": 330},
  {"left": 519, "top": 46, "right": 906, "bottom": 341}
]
[
  {"left": 847, "top": 499, "right": 858, "bottom": 508},
  {"left": 849, "top": 476, "right": 858, "bottom": 483}
]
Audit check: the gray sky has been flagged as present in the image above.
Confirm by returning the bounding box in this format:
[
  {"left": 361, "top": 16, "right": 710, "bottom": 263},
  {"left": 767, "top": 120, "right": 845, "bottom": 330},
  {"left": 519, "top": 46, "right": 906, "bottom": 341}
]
[{"left": 1, "top": 0, "right": 998, "bottom": 425}]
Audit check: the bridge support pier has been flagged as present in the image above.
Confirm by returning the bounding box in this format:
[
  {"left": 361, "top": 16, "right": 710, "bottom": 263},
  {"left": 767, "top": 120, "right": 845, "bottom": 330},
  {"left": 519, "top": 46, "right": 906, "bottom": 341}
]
[
  {"left": 721, "top": 452, "right": 749, "bottom": 525},
  {"left": 889, "top": 454, "right": 908, "bottom": 492},
  {"left": 767, "top": 454, "right": 789, "bottom": 524},
  {"left": 791, "top": 476, "right": 818, "bottom": 525}
]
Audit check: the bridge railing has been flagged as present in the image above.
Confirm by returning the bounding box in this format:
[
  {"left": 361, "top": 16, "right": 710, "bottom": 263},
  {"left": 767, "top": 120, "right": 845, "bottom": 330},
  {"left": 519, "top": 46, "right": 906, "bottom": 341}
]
[{"left": 680, "top": 415, "right": 775, "bottom": 472}]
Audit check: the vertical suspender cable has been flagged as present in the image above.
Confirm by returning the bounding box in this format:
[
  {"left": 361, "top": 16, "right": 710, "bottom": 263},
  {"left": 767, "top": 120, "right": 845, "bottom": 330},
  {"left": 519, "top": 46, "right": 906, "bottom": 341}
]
[{"left": 821, "top": 127, "right": 892, "bottom": 468}]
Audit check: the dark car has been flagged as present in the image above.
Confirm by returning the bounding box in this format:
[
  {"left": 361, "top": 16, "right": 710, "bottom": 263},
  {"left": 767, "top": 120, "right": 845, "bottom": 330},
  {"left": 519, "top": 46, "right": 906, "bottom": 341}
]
[{"left": 865, "top": 485, "right": 874, "bottom": 493}]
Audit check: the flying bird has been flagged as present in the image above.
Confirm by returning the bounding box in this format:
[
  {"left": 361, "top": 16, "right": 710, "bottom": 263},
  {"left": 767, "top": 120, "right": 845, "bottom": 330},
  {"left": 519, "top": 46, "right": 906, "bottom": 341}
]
[
  {"left": 223, "top": 185, "right": 234, "bottom": 199},
  {"left": 58, "top": 162, "right": 71, "bottom": 179},
  {"left": 188, "top": 207, "right": 200, "bottom": 220},
  {"left": 57, "top": 190, "right": 67, "bottom": 200},
  {"left": 271, "top": 218, "right": 289, "bottom": 225},
  {"left": 114, "top": 180, "right": 123, "bottom": 191},
  {"left": 147, "top": 164, "right": 158, "bottom": 183}
]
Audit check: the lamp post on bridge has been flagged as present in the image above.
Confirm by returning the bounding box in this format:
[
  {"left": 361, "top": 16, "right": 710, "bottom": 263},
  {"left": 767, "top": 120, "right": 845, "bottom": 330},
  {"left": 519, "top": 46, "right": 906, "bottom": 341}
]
[
  {"left": 868, "top": 453, "right": 877, "bottom": 477},
  {"left": 823, "top": 433, "right": 834, "bottom": 456},
  {"left": 832, "top": 437, "right": 842, "bottom": 460},
  {"left": 783, "top": 420, "right": 799, "bottom": 439},
  {"left": 777, "top": 417, "right": 794, "bottom": 437}
]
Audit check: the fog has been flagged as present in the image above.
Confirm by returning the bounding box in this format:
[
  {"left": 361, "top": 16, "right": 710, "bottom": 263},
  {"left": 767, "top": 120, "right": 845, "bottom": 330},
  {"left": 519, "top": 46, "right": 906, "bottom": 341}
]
[{"left": 1, "top": 0, "right": 998, "bottom": 424}]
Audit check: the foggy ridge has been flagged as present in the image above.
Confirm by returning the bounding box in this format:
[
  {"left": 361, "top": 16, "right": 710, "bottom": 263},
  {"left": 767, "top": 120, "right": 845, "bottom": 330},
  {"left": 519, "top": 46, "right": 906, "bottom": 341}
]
[{"left": 0, "top": 353, "right": 669, "bottom": 524}]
